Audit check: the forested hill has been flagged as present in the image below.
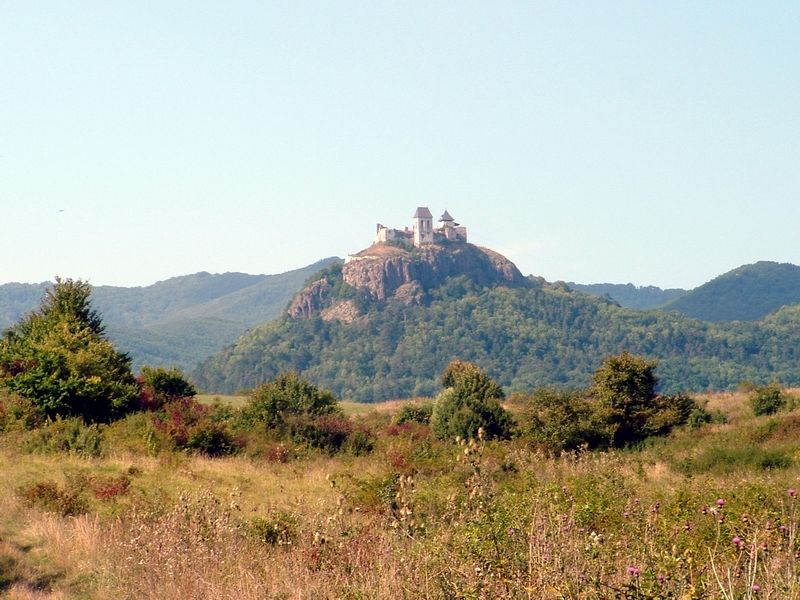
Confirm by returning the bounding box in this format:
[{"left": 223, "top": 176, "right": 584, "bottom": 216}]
[
  {"left": 568, "top": 282, "right": 687, "bottom": 310},
  {"left": 194, "top": 248, "right": 800, "bottom": 401},
  {"left": 0, "top": 257, "right": 341, "bottom": 371},
  {"left": 661, "top": 261, "right": 800, "bottom": 322}
]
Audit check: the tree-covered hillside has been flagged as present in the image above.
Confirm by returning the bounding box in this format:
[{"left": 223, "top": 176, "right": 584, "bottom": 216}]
[
  {"left": 662, "top": 261, "right": 800, "bottom": 321},
  {"left": 568, "top": 282, "right": 686, "bottom": 309},
  {"left": 0, "top": 257, "right": 341, "bottom": 372},
  {"left": 195, "top": 267, "right": 800, "bottom": 401}
]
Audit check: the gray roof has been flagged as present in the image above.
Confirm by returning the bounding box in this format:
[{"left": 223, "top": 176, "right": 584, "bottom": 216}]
[
  {"left": 413, "top": 207, "right": 433, "bottom": 219},
  {"left": 439, "top": 210, "right": 454, "bottom": 221}
]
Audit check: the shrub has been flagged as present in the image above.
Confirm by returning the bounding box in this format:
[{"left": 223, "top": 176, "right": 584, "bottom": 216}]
[
  {"left": 138, "top": 366, "right": 197, "bottom": 410},
  {"left": 21, "top": 416, "right": 103, "bottom": 457},
  {"left": 749, "top": 383, "right": 786, "bottom": 416},
  {"left": 240, "top": 372, "right": 341, "bottom": 431},
  {"left": 394, "top": 402, "right": 433, "bottom": 425},
  {"left": 430, "top": 361, "right": 513, "bottom": 441},
  {"left": 18, "top": 480, "right": 88, "bottom": 516},
  {"left": 153, "top": 397, "right": 237, "bottom": 456},
  {"left": 291, "top": 414, "right": 353, "bottom": 453},
  {"left": 521, "top": 388, "right": 604, "bottom": 452},
  {"left": 0, "top": 391, "right": 44, "bottom": 432},
  {"left": 185, "top": 421, "right": 237, "bottom": 457},
  {"left": 90, "top": 475, "right": 131, "bottom": 500},
  {"left": 250, "top": 512, "right": 297, "bottom": 546}
]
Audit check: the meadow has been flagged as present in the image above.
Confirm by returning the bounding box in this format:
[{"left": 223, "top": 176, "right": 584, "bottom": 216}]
[{"left": 2, "top": 388, "right": 800, "bottom": 599}]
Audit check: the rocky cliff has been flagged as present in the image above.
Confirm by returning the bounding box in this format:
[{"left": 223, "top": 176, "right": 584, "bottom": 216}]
[{"left": 287, "top": 242, "right": 530, "bottom": 320}]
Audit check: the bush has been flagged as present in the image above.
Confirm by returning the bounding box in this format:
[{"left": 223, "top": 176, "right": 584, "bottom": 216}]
[
  {"left": 394, "top": 402, "right": 433, "bottom": 425},
  {"left": 251, "top": 512, "right": 297, "bottom": 546},
  {"left": 185, "top": 421, "right": 237, "bottom": 457},
  {"left": 430, "top": 361, "right": 513, "bottom": 441},
  {"left": 0, "top": 391, "right": 44, "bottom": 432},
  {"left": 154, "top": 397, "right": 238, "bottom": 456},
  {"left": 137, "top": 366, "right": 197, "bottom": 411},
  {"left": 18, "top": 480, "right": 88, "bottom": 516},
  {"left": 520, "top": 388, "right": 604, "bottom": 452},
  {"left": 21, "top": 416, "right": 103, "bottom": 457},
  {"left": 750, "top": 383, "right": 786, "bottom": 416},
  {"left": 240, "top": 372, "right": 341, "bottom": 431}
]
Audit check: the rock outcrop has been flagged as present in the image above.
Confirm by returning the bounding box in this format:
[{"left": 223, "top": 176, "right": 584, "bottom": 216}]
[{"left": 288, "top": 242, "right": 529, "bottom": 319}]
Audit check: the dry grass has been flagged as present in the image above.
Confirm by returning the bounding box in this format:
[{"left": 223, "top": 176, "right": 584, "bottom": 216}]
[{"left": 3, "top": 390, "right": 800, "bottom": 598}]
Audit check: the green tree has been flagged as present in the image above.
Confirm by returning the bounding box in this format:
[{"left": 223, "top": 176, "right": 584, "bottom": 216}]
[
  {"left": 591, "top": 352, "right": 658, "bottom": 446},
  {"left": 431, "top": 360, "right": 512, "bottom": 441},
  {"left": 0, "top": 278, "right": 138, "bottom": 422}
]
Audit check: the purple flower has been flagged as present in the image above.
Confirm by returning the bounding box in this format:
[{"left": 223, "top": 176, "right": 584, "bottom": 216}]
[
  {"left": 732, "top": 536, "right": 743, "bottom": 547},
  {"left": 789, "top": 488, "right": 797, "bottom": 498},
  {"left": 716, "top": 498, "right": 726, "bottom": 507},
  {"left": 752, "top": 584, "right": 761, "bottom": 592},
  {"left": 627, "top": 565, "right": 640, "bottom": 577}
]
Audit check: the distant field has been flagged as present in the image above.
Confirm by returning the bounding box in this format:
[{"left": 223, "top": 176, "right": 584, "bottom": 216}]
[{"left": 196, "top": 393, "right": 433, "bottom": 415}]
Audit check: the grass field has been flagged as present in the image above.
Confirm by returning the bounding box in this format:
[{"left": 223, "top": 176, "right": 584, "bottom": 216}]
[{"left": 2, "top": 389, "right": 800, "bottom": 598}]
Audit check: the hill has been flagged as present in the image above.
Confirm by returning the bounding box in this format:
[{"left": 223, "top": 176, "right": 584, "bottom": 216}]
[
  {"left": 195, "top": 244, "right": 800, "bottom": 400},
  {"left": 568, "top": 282, "right": 686, "bottom": 309},
  {"left": 662, "top": 261, "right": 800, "bottom": 321},
  {"left": 0, "top": 257, "right": 341, "bottom": 372}
]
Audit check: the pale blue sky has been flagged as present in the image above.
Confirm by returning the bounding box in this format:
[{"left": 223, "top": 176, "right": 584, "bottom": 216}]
[{"left": 2, "top": 2, "right": 798, "bottom": 289}]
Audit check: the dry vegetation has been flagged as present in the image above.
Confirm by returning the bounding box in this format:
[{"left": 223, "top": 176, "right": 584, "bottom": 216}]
[{"left": 2, "top": 390, "right": 800, "bottom": 599}]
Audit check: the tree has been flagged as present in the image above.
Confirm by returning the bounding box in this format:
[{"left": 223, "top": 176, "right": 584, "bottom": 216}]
[
  {"left": 430, "top": 360, "right": 513, "bottom": 441},
  {"left": 0, "top": 278, "right": 138, "bottom": 422},
  {"left": 591, "top": 352, "right": 658, "bottom": 446}
]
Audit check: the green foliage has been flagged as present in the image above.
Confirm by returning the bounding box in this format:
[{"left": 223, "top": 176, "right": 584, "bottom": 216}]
[
  {"left": 431, "top": 361, "right": 512, "bottom": 441},
  {"left": 394, "top": 402, "right": 433, "bottom": 425},
  {"left": 521, "top": 354, "right": 700, "bottom": 451},
  {"left": 250, "top": 512, "right": 298, "bottom": 546},
  {"left": 139, "top": 365, "right": 197, "bottom": 409},
  {"left": 591, "top": 352, "right": 659, "bottom": 446},
  {"left": 240, "top": 372, "right": 340, "bottom": 430},
  {"left": 663, "top": 260, "right": 800, "bottom": 322},
  {"left": 0, "top": 278, "right": 138, "bottom": 422},
  {"left": 520, "top": 388, "right": 604, "bottom": 452},
  {"left": 21, "top": 416, "right": 104, "bottom": 457},
  {"left": 570, "top": 282, "right": 687, "bottom": 310},
  {"left": 749, "top": 383, "right": 787, "bottom": 416},
  {"left": 154, "top": 397, "right": 239, "bottom": 456},
  {"left": 0, "top": 390, "right": 44, "bottom": 432},
  {"left": 195, "top": 262, "right": 800, "bottom": 401}
]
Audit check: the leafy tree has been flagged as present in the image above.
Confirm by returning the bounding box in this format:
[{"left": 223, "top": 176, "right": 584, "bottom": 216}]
[
  {"left": 0, "top": 278, "right": 138, "bottom": 422},
  {"left": 431, "top": 360, "right": 512, "bottom": 441},
  {"left": 591, "top": 352, "right": 659, "bottom": 446}
]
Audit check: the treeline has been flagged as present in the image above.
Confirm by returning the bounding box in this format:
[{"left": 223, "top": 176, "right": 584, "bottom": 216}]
[{"left": 195, "top": 274, "right": 800, "bottom": 401}]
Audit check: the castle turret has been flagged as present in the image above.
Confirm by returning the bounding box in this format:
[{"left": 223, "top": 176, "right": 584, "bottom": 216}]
[{"left": 412, "top": 207, "right": 434, "bottom": 246}]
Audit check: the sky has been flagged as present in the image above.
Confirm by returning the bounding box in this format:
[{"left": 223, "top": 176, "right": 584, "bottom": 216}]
[{"left": 2, "top": 1, "right": 798, "bottom": 290}]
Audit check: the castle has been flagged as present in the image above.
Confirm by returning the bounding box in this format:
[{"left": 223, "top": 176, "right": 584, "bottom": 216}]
[{"left": 374, "top": 207, "right": 468, "bottom": 247}]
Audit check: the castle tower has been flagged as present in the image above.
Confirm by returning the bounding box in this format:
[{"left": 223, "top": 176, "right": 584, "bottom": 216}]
[
  {"left": 439, "top": 209, "right": 456, "bottom": 240},
  {"left": 412, "top": 207, "right": 434, "bottom": 246}
]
